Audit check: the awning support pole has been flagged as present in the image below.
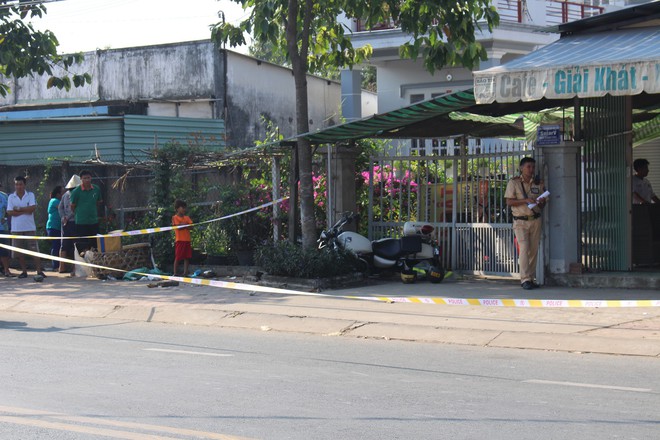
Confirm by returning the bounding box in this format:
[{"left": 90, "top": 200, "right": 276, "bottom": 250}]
[
  {"left": 288, "top": 144, "right": 300, "bottom": 244},
  {"left": 272, "top": 156, "right": 281, "bottom": 243},
  {"left": 574, "top": 97, "right": 582, "bottom": 141}
]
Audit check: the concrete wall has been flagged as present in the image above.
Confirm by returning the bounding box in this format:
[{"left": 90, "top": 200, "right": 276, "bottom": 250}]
[
  {"left": 376, "top": 60, "right": 474, "bottom": 112},
  {"left": 224, "top": 51, "right": 342, "bottom": 147},
  {"left": 0, "top": 41, "right": 220, "bottom": 106},
  {"left": 361, "top": 89, "right": 378, "bottom": 117},
  {"left": 1, "top": 40, "right": 346, "bottom": 149},
  {"left": 98, "top": 42, "right": 218, "bottom": 101}
]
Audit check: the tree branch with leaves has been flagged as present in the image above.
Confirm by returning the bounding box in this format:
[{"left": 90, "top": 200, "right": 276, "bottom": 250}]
[
  {"left": 211, "top": 0, "right": 498, "bottom": 248},
  {"left": 0, "top": 1, "right": 91, "bottom": 97}
]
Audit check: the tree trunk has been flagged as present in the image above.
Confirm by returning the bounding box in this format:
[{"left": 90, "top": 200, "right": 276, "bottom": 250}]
[
  {"left": 292, "top": 70, "right": 317, "bottom": 249},
  {"left": 286, "top": 0, "right": 317, "bottom": 249}
]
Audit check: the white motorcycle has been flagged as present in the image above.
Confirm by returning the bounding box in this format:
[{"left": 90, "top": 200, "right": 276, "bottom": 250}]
[{"left": 318, "top": 213, "right": 445, "bottom": 283}]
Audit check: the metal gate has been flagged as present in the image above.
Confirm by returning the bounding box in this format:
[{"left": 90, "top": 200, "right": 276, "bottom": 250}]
[
  {"left": 368, "top": 140, "right": 532, "bottom": 276},
  {"left": 581, "top": 95, "right": 631, "bottom": 271}
]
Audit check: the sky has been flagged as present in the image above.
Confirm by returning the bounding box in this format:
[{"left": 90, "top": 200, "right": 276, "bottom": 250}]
[{"left": 31, "top": 0, "right": 250, "bottom": 54}]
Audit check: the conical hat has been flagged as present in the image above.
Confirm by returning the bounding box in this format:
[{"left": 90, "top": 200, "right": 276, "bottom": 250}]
[{"left": 65, "top": 174, "right": 82, "bottom": 190}]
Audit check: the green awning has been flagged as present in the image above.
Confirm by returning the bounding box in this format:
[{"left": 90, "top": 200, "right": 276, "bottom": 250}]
[
  {"left": 296, "top": 89, "right": 526, "bottom": 144},
  {"left": 274, "top": 87, "right": 660, "bottom": 149}
]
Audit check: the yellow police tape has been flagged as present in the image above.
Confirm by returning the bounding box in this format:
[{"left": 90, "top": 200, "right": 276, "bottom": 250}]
[
  {"left": 0, "top": 197, "right": 289, "bottom": 241},
  {"left": 0, "top": 241, "right": 333, "bottom": 299},
  {"left": 1, "top": 241, "right": 658, "bottom": 308}
]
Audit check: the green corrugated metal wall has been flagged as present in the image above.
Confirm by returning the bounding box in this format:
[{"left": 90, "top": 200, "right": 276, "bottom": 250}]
[
  {"left": 0, "top": 116, "right": 226, "bottom": 165},
  {"left": 0, "top": 118, "right": 124, "bottom": 165},
  {"left": 581, "top": 96, "right": 631, "bottom": 271},
  {"left": 124, "top": 115, "right": 225, "bottom": 160}
]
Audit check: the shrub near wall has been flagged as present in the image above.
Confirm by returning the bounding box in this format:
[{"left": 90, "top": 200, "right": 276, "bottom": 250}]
[{"left": 255, "top": 241, "right": 362, "bottom": 279}]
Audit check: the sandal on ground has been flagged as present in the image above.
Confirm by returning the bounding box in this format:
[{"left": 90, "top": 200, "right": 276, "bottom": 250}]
[
  {"left": 37, "top": 271, "right": 47, "bottom": 278},
  {"left": 17, "top": 272, "right": 28, "bottom": 279}
]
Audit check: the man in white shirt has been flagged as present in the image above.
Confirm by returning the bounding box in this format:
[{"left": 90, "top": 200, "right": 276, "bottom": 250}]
[
  {"left": 6, "top": 176, "right": 45, "bottom": 279},
  {"left": 633, "top": 159, "right": 660, "bottom": 204}
]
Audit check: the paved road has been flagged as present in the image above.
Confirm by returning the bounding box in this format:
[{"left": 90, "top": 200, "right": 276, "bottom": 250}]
[{"left": 1, "top": 312, "right": 658, "bottom": 439}]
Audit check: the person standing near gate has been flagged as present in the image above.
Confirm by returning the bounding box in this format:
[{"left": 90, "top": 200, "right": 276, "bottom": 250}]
[
  {"left": 46, "top": 185, "right": 63, "bottom": 271},
  {"left": 58, "top": 174, "right": 81, "bottom": 272},
  {"left": 505, "top": 157, "right": 547, "bottom": 290},
  {"left": 70, "top": 170, "right": 103, "bottom": 252},
  {"left": 632, "top": 158, "right": 659, "bottom": 204}
]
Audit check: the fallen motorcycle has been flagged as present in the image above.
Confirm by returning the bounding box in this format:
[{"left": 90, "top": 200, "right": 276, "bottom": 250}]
[{"left": 318, "top": 213, "right": 445, "bottom": 283}]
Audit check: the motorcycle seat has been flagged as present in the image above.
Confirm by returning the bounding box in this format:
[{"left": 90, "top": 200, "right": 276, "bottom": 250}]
[{"left": 372, "top": 235, "right": 422, "bottom": 259}]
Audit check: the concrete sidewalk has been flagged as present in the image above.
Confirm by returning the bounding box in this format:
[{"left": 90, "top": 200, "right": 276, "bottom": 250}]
[{"left": 1, "top": 273, "right": 659, "bottom": 357}]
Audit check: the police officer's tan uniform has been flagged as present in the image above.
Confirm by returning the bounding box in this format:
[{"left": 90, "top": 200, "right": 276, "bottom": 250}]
[{"left": 505, "top": 176, "right": 544, "bottom": 285}]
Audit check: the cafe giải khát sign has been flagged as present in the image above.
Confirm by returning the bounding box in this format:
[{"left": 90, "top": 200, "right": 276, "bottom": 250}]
[{"left": 474, "top": 62, "right": 660, "bottom": 104}]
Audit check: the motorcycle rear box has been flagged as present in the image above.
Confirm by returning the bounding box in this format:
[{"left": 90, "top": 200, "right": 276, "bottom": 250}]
[
  {"left": 403, "top": 222, "right": 434, "bottom": 237},
  {"left": 400, "top": 235, "right": 422, "bottom": 253}
]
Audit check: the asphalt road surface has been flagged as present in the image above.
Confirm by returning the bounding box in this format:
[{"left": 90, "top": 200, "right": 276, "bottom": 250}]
[{"left": 1, "top": 311, "right": 658, "bottom": 440}]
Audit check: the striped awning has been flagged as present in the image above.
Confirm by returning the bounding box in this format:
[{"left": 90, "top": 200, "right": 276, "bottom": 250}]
[
  {"left": 474, "top": 27, "right": 660, "bottom": 104},
  {"left": 297, "top": 90, "right": 525, "bottom": 144}
]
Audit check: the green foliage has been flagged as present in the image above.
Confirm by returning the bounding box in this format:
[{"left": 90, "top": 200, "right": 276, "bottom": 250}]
[
  {"left": 361, "top": 65, "right": 377, "bottom": 92},
  {"left": 150, "top": 142, "right": 199, "bottom": 208},
  {"left": 143, "top": 207, "right": 175, "bottom": 268},
  {"left": 394, "top": 0, "right": 500, "bottom": 73},
  {"left": 205, "top": 117, "right": 288, "bottom": 254},
  {"left": 33, "top": 158, "right": 54, "bottom": 213},
  {"left": 255, "top": 241, "right": 362, "bottom": 278},
  {"left": 201, "top": 222, "right": 231, "bottom": 256},
  {"left": 211, "top": 0, "right": 498, "bottom": 248},
  {"left": 128, "top": 141, "right": 208, "bottom": 267},
  {"left": 212, "top": 1, "right": 497, "bottom": 75},
  {"left": 254, "top": 116, "right": 286, "bottom": 149},
  {"left": 212, "top": 1, "right": 373, "bottom": 76},
  {"left": 211, "top": 183, "right": 273, "bottom": 251},
  {"left": 248, "top": 39, "right": 289, "bottom": 67},
  {"left": 0, "top": 2, "right": 92, "bottom": 97}
]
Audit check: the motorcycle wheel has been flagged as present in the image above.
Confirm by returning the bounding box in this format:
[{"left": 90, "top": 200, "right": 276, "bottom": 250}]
[
  {"left": 427, "top": 266, "right": 445, "bottom": 283},
  {"left": 357, "top": 257, "right": 371, "bottom": 275}
]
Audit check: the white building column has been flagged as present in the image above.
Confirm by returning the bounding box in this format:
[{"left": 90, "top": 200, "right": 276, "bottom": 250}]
[
  {"left": 340, "top": 69, "right": 362, "bottom": 121},
  {"left": 327, "top": 144, "right": 357, "bottom": 229},
  {"left": 479, "top": 50, "right": 506, "bottom": 70}
]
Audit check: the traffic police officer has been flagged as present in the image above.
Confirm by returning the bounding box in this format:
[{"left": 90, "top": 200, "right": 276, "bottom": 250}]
[{"left": 505, "top": 157, "right": 547, "bottom": 290}]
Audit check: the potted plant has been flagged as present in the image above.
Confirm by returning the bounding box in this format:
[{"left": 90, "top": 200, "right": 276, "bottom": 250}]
[{"left": 201, "top": 222, "right": 232, "bottom": 265}]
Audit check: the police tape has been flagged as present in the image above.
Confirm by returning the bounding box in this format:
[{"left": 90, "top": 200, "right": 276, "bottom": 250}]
[
  {"left": 0, "top": 197, "right": 288, "bottom": 241},
  {"left": 0, "top": 241, "right": 335, "bottom": 298},
  {"left": 372, "top": 296, "right": 660, "bottom": 308},
  {"left": 1, "top": 241, "right": 659, "bottom": 308}
]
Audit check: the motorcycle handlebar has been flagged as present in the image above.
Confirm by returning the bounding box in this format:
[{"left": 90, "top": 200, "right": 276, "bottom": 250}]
[{"left": 319, "top": 212, "right": 359, "bottom": 245}]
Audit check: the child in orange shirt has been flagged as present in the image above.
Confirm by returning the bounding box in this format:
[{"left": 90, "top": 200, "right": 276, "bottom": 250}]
[{"left": 172, "top": 199, "right": 193, "bottom": 276}]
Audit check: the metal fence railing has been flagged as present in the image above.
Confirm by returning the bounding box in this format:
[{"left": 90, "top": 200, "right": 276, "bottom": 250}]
[
  {"left": 368, "top": 139, "right": 532, "bottom": 276},
  {"left": 355, "top": 1, "right": 604, "bottom": 31}
]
